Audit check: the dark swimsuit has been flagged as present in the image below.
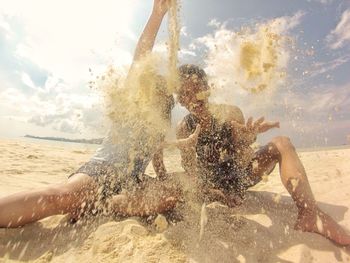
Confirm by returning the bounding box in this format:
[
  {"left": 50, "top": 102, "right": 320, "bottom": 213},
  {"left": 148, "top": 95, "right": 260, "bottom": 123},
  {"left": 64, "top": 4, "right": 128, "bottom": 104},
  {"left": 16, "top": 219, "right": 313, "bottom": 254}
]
[{"left": 184, "top": 114, "right": 260, "bottom": 196}]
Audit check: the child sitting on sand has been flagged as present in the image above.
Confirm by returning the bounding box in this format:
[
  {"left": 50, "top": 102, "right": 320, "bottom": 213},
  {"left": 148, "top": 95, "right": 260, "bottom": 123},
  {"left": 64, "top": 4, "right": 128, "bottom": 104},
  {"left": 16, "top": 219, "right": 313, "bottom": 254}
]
[
  {"left": 0, "top": 0, "right": 197, "bottom": 228},
  {"left": 176, "top": 64, "right": 350, "bottom": 246}
]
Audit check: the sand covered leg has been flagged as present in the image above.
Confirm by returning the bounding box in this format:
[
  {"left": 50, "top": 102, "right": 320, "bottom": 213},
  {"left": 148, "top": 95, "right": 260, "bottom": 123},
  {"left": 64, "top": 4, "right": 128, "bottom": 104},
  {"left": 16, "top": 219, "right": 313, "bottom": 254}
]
[
  {"left": 294, "top": 206, "right": 350, "bottom": 246},
  {"left": 269, "top": 136, "right": 350, "bottom": 245},
  {"left": 0, "top": 173, "right": 98, "bottom": 228},
  {"left": 250, "top": 138, "right": 350, "bottom": 245}
]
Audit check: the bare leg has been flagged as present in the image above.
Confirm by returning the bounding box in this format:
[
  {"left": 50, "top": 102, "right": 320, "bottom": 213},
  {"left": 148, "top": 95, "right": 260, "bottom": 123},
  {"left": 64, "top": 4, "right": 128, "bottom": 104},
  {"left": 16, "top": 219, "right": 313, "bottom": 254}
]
[
  {"left": 251, "top": 137, "right": 350, "bottom": 246},
  {"left": 109, "top": 180, "right": 181, "bottom": 217},
  {"left": 0, "top": 173, "right": 98, "bottom": 228}
]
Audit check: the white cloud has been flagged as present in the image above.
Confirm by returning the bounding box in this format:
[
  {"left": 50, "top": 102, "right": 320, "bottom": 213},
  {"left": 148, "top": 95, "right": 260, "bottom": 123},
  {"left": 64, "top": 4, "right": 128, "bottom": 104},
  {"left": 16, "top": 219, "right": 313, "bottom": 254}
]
[
  {"left": 208, "top": 19, "right": 221, "bottom": 28},
  {"left": 175, "top": 11, "right": 350, "bottom": 147},
  {"left": 267, "top": 11, "right": 305, "bottom": 32},
  {"left": 285, "top": 84, "right": 350, "bottom": 115},
  {"left": 179, "top": 48, "right": 196, "bottom": 58},
  {"left": 0, "top": 88, "right": 29, "bottom": 115},
  {"left": 0, "top": 0, "right": 139, "bottom": 137},
  {"left": 190, "top": 11, "right": 304, "bottom": 107},
  {"left": 180, "top": 26, "right": 188, "bottom": 37},
  {"left": 307, "top": 53, "right": 350, "bottom": 78},
  {"left": 0, "top": 74, "right": 103, "bottom": 136},
  {"left": 327, "top": 9, "right": 350, "bottom": 49},
  {"left": 0, "top": 0, "right": 136, "bottom": 85},
  {"left": 0, "top": 14, "right": 13, "bottom": 40},
  {"left": 307, "top": 0, "right": 334, "bottom": 4},
  {"left": 21, "top": 72, "right": 37, "bottom": 90},
  {"left": 252, "top": 82, "right": 350, "bottom": 147}
]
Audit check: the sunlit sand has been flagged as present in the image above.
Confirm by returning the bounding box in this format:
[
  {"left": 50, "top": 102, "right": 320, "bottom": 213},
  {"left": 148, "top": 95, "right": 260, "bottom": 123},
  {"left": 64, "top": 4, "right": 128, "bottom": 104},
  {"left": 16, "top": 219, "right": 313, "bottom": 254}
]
[{"left": 0, "top": 139, "right": 349, "bottom": 262}]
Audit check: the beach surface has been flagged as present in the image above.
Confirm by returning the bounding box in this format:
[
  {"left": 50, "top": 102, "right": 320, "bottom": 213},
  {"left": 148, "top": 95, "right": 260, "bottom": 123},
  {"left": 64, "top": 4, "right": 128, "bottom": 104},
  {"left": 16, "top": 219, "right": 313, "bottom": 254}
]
[{"left": 0, "top": 138, "right": 350, "bottom": 262}]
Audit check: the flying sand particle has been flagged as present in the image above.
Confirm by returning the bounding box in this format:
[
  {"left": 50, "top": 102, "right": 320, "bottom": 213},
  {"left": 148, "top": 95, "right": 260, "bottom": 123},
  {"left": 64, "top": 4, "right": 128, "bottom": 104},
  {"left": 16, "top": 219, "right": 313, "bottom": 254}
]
[
  {"left": 316, "top": 215, "right": 324, "bottom": 234},
  {"left": 154, "top": 214, "right": 168, "bottom": 232},
  {"left": 290, "top": 178, "right": 299, "bottom": 192},
  {"left": 199, "top": 203, "right": 208, "bottom": 242},
  {"left": 273, "top": 193, "right": 281, "bottom": 204}
]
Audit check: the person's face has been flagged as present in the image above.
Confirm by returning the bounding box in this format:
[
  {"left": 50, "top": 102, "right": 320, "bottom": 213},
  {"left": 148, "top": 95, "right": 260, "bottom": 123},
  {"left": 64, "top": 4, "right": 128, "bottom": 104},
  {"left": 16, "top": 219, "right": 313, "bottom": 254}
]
[{"left": 178, "top": 79, "right": 210, "bottom": 117}]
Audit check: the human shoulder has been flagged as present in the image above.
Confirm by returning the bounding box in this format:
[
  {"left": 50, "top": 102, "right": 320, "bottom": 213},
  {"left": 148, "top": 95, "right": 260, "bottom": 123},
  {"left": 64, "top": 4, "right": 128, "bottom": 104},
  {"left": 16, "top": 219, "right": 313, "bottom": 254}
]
[{"left": 209, "top": 103, "right": 244, "bottom": 124}]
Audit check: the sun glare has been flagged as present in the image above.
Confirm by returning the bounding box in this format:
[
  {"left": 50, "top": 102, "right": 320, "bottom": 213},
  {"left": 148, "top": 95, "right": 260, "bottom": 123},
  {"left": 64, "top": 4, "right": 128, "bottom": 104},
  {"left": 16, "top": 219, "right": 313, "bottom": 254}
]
[{"left": 0, "top": 0, "right": 137, "bottom": 83}]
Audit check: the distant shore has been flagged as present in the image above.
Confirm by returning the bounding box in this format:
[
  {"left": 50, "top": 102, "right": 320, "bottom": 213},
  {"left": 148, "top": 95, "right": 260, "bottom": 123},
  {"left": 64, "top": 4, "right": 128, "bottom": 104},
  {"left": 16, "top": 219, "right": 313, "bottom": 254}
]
[
  {"left": 24, "top": 135, "right": 103, "bottom": 145},
  {"left": 21, "top": 134, "right": 350, "bottom": 152}
]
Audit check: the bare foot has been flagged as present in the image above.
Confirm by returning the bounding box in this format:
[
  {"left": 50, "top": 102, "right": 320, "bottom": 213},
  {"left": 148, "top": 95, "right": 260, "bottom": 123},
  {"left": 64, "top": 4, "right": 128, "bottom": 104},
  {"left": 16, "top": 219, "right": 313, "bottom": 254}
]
[{"left": 295, "top": 208, "right": 350, "bottom": 246}]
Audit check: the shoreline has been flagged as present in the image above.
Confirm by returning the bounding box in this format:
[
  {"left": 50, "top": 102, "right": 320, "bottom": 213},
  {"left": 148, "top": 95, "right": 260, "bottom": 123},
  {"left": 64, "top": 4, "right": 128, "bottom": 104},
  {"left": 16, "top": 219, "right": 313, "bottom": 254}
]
[{"left": 1, "top": 136, "right": 348, "bottom": 153}]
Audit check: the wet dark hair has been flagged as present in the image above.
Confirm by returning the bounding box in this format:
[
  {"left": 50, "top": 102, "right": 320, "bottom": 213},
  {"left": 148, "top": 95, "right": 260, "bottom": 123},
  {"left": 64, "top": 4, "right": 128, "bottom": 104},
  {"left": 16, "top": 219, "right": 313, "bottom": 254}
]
[{"left": 178, "top": 64, "right": 209, "bottom": 91}]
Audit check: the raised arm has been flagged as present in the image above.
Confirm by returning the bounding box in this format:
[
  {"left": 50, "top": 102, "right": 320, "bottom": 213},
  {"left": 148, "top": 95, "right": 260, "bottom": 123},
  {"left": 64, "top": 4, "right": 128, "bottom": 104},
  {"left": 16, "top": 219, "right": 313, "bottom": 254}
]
[
  {"left": 163, "top": 124, "right": 200, "bottom": 149},
  {"left": 153, "top": 124, "right": 200, "bottom": 179},
  {"left": 131, "top": 0, "right": 169, "bottom": 67}
]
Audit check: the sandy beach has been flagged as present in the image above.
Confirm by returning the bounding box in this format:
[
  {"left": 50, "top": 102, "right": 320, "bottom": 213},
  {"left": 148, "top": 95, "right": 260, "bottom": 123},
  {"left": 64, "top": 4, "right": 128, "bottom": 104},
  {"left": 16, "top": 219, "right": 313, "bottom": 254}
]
[{"left": 0, "top": 138, "right": 350, "bottom": 263}]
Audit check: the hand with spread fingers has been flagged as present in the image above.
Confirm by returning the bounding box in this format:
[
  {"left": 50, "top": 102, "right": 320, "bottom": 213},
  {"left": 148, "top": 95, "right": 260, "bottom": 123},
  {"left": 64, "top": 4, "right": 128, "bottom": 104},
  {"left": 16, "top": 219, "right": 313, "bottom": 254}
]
[
  {"left": 257, "top": 120, "right": 280, "bottom": 133},
  {"left": 231, "top": 117, "right": 280, "bottom": 145},
  {"left": 175, "top": 124, "right": 201, "bottom": 149},
  {"left": 161, "top": 124, "right": 201, "bottom": 150}
]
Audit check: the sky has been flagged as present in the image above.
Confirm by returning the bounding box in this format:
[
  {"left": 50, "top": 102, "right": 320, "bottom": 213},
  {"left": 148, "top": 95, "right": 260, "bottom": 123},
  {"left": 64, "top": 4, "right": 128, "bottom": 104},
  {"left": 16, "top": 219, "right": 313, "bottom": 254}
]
[{"left": 0, "top": 0, "right": 349, "bottom": 147}]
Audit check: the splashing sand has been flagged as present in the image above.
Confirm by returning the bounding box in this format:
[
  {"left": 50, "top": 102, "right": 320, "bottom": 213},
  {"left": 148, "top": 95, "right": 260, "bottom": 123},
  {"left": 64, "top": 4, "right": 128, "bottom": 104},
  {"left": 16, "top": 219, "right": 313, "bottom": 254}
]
[
  {"left": 238, "top": 26, "right": 285, "bottom": 93},
  {"left": 89, "top": 1, "right": 183, "bottom": 190},
  {"left": 99, "top": 0, "right": 182, "bottom": 138},
  {"left": 202, "top": 20, "right": 291, "bottom": 100},
  {"left": 167, "top": 0, "right": 180, "bottom": 93}
]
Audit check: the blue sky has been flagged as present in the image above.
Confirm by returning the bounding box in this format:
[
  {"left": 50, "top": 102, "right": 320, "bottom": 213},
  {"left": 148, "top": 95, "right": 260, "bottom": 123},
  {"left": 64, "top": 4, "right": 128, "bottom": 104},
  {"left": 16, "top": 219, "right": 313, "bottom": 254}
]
[{"left": 0, "top": 0, "right": 349, "bottom": 147}]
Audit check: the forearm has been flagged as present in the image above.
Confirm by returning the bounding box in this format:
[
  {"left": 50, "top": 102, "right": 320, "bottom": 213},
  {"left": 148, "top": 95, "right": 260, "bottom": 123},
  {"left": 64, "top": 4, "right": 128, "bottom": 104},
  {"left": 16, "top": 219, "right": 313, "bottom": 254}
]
[
  {"left": 133, "top": 11, "right": 165, "bottom": 62},
  {"left": 164, "top": 124, "right": 201, "bottom": 150},
  {"left": 162, "top": 138, "right": 193, "bottom": 150}
]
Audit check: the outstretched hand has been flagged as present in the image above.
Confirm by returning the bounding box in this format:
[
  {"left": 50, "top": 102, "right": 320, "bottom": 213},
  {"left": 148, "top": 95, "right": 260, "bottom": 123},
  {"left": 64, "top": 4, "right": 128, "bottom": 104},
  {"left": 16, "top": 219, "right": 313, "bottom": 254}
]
[
  {"left": 258, "top": 120, "right": 280, "bottom": 133},
  {"left": 231, "top": 117, "right": 279, "bottom": 145},
  {"left": 160, "top": 125, "right": 201, "bottom": 150},
  {"left": 176, "top": 124, "right": 201, "bottom": 149},
  {"left": 153, "top": 0, "right": 171, "bottom": 16}
]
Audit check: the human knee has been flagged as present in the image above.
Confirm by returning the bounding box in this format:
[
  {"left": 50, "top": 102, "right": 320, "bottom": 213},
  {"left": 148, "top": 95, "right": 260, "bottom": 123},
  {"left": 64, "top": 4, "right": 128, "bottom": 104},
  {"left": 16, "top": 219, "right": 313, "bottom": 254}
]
[
  {"left": 40, "top": 186, "right": 77, "bottom": 210},
  {"left": 271, "top": 136, "right": 295, "bottom": 152},
  {"left": 44, "top": 185, "right": 70, "bottom": 199}
]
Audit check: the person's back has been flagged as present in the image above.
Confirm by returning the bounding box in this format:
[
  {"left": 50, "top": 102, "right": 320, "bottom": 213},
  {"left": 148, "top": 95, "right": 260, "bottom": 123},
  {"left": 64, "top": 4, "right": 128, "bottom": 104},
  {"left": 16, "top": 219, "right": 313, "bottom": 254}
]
[{"left": 176, "top": 63, "right": 350, "bottom": 246}]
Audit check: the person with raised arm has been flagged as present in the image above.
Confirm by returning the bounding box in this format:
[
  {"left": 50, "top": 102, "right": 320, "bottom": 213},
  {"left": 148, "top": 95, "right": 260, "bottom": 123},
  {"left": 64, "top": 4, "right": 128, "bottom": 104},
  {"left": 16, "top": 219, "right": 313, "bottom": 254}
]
[
  {"left": 176, "top": 64, "right": 350, "bottom": 246},
  {"left": 0, "top": 0, "right": 196, "bottom": 228}
]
